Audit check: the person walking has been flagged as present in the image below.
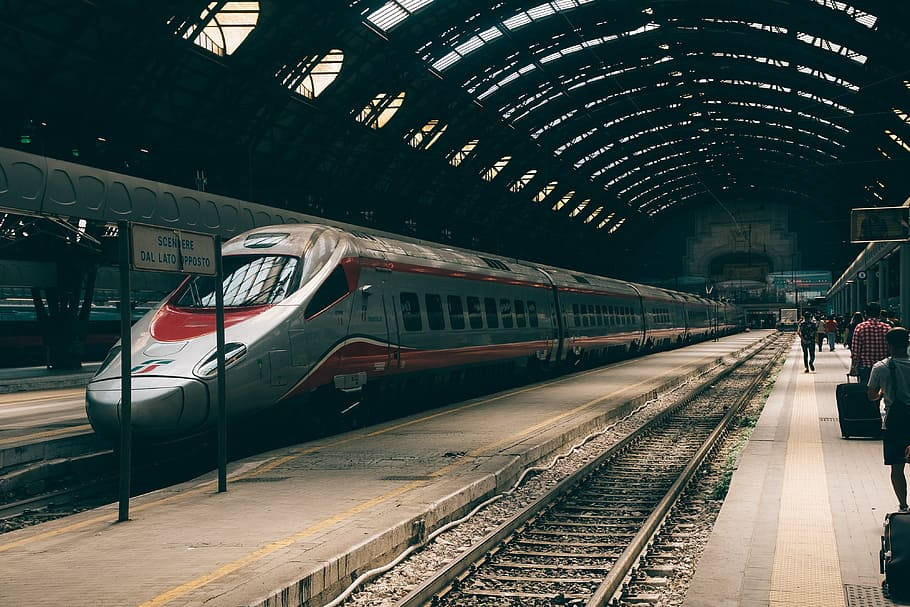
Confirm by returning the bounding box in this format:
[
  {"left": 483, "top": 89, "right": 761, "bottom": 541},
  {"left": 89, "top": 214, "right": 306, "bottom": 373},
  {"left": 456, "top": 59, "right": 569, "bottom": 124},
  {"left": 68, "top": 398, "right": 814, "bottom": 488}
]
[
  {"left": 852, "top": 302, "right": 892, "bottom": 385},
  {"left": 846, "top": 311, "right": 864, "bottom": 349},
  {"left": 825, "top": 316, "right": 838, "bottom": 351},
  {"left": 867, "top": 327, "right": 910, "bottom": 511},
  {"left": 816, "top": 313, "right": 826, "bottom": 351},
  {"left": 798, "top": 310, "right": 817, "bottom": 373}
]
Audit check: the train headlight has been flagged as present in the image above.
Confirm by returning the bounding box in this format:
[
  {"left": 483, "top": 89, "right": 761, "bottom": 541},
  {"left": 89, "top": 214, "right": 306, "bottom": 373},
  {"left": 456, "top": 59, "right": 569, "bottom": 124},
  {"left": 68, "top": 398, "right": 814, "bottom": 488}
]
[{"left": 193, "top": 343, "right": 248, "bottom": 379}]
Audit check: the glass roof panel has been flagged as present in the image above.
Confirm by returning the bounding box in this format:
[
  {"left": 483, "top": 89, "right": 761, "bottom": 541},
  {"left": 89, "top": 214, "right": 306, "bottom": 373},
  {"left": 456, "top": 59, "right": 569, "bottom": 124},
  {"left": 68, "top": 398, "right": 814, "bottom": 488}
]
[
  {"left": 533, "top": 181, "right": 558, "bottom": 203},
  {"left": 355, "top": 91, "right": 406, "bottom": 129},
  {"left": 183, "top": 1, "right": 259, "bottom": 57},
  {"left": 509, "top": 169, "right": 538, "bottom": 192},
  {"left": 280, "top": 50, "right": 344, "bottom": 99},
  {"left": 481, "top": 155, "right": 512, "bottom": 181},
  {"left": 449, "top": 139, "right": 479, "bottom": 167},
  {"left": 568, "top": 198, "right": 590, "bottom": 217},
  {"left": 551, "top": 190, "right": 575, "bottom": 211}
]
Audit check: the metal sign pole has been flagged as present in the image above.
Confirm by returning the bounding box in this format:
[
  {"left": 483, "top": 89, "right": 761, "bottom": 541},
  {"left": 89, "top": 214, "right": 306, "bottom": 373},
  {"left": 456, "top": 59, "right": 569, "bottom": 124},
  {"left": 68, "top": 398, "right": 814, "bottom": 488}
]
[
  {"left": 117, "top": 221, "right": 132, "bottom": 522},
  {"left": 215, "top": 236, "right": 227, "bottom": 492}
]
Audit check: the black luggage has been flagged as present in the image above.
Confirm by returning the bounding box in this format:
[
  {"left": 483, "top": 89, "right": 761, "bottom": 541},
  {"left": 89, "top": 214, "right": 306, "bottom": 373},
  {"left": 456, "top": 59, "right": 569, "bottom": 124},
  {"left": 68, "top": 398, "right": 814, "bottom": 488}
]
[
  {"left": 836, "top": 374, "right": 882, "bottom": 439},
  {"left": 882, "top": 511, "right": 910, "bottom": 599}
]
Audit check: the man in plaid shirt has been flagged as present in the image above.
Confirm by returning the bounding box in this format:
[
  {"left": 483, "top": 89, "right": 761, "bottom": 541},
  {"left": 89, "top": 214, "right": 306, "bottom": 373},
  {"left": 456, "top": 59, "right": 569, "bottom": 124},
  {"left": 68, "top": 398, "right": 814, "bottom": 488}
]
[{"left": 852, "top": 302, "right": 892, "bottom": 385}]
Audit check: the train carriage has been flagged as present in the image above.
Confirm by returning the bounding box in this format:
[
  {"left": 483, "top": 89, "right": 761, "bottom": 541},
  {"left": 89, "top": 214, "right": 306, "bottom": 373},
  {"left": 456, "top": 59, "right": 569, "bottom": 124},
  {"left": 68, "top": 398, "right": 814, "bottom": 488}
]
[{"left": 86, "top": 223, "right": 745, "bottom": 439}]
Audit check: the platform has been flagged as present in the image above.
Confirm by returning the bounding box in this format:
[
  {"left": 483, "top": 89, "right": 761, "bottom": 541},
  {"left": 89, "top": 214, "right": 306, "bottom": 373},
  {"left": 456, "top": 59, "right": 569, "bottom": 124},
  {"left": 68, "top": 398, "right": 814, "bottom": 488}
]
[
  {"left": 0, "top": 363, "right": 99, "bottom": 394},
  {"left": 686, "top": 337, "right": 896, "bottom": 606},
  {"left": 0, "top": 331, "right": 771, "bottom": 607}
]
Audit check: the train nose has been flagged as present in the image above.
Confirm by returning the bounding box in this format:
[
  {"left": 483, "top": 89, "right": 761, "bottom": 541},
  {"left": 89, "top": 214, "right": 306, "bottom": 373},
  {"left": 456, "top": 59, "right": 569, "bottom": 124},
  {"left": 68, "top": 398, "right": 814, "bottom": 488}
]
[{"left": 85, "top": 376, "right": 210, "bottom": 439}]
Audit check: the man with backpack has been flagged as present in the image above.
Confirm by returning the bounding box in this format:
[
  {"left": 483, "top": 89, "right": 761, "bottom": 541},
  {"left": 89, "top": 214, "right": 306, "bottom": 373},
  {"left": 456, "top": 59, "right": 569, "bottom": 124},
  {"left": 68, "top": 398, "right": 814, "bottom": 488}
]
[
  {"left": 797, "top": 311, "right": 817, "bottom": 373},
  {"left": 868, "top": 327, "right": 910, "bottom": 511}
]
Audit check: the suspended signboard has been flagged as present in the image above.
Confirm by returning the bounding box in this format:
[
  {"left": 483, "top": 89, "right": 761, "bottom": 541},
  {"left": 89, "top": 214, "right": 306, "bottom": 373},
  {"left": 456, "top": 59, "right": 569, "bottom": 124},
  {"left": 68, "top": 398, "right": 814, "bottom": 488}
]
[
  {"left": 130, "top": 224, "right": 217, "bottom": 275},
  {"left": 850, "top": 207, "right": 910, "bottom": 243}
]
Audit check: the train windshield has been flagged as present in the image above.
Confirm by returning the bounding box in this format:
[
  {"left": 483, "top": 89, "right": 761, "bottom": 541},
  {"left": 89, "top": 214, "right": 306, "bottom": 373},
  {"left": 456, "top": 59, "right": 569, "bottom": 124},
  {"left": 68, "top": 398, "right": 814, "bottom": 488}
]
[{"left": 174, "top": 255, "right": 300, "bottom": 308}]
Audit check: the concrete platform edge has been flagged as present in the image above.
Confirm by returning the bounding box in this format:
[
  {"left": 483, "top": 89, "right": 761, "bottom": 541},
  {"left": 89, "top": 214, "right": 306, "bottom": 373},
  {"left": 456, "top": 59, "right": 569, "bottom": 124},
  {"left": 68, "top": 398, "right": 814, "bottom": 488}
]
[{"left": 248, "top": 339, "right": 766, "bottom": 607}]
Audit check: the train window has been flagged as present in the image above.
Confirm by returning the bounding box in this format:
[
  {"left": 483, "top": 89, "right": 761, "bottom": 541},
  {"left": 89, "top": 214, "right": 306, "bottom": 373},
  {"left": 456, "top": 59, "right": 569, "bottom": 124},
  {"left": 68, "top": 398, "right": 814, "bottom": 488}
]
[
  {"left": 425, "top": 294, "right": 445, "bottom": 330},
  {"left": 581, "top": 304, "right": 589, "bottom": 327},
  {"left": 447, "top": 295, "right": 466, "bottom": 330},
  {"left": 572, "top": 303, "right": 580, "bottom": 327},
  {"left": 596, "top": 305, "right": 604, "bottom": 326},
  {"left": 182, "top": 254, "right": 301, "bottom": 310},
  {"left": 467, "top": 296, "right": 483, "bottom": 329},
  {"left": 484, "top": 297, "right": 499, "bottom": 328},
  {"left": 500, "top": 299, "right": 514, "bottom": 328},
  {"left": 400, "top": 292, "right": 422, "bottom": 331},
  {"left": 527, "top": 301, "right": 539, "bottom": 327},
  {"left": 303, "top": 265, "right": 348, "bottom": 319},
  {"left": 515, "top": 300, "right": 527, "bottom": 327}
]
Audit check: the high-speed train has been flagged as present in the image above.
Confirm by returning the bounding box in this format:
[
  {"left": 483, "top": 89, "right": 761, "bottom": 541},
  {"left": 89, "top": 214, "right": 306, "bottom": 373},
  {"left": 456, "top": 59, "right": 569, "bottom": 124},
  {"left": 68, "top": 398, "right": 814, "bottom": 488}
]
[{"left": 86, "top": 224, "right": 745, "bottom": 439}]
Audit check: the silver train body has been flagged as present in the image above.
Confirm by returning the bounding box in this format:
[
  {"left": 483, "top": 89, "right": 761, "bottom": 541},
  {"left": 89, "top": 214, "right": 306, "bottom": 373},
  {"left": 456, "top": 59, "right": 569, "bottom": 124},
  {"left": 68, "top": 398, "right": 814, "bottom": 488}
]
[{"left": 86, "top": 224, "right": 745, "bottom": 438}]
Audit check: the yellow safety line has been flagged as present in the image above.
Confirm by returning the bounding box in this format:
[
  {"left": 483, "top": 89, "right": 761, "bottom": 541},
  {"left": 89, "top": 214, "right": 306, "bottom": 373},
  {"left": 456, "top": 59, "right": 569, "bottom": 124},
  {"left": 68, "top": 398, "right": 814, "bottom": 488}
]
[
  {"left": 0, "top": 388, "right": 85, "bottom": 405},
  {"left": 769, "top": 356, "right": 845, "bottom": 606},
  {"left": 0, "top": 424, "right": 93, "bottom": 447},
  {"left": 139, "top": 355, "right": 727, "bottom": 606}
]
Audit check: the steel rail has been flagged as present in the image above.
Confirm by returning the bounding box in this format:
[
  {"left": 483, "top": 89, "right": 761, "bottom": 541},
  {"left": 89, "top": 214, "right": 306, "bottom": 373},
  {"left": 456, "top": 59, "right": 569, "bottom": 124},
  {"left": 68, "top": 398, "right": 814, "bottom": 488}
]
[
  {"left": 585, "top": 336, "right": 784, "bottom": 606},
  {"left": 395, "top": 333, "right": 787, "bottom": 607}
]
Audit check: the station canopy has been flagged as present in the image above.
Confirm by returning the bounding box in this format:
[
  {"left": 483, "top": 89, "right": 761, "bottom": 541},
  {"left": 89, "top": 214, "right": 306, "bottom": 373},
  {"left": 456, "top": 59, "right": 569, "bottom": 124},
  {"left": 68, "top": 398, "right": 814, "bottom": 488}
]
[{"left": 1, "top": 1, "right": 908, "bottom": 265}]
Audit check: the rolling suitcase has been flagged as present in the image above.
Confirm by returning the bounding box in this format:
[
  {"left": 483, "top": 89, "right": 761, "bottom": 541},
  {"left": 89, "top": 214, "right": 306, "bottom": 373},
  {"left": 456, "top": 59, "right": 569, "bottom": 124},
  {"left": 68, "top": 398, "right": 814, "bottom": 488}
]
[
  {"left": 882, "top": 511, "right": 910, "bottom": 599},
  {"left": 836, "top": 374, "right": 882, "bottom": 438}
]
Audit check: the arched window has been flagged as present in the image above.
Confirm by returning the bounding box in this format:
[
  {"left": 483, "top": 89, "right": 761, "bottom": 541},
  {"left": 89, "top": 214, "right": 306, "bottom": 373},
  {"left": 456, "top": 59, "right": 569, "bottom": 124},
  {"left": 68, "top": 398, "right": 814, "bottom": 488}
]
[
  {"left": 280, "top": 50, "right": 344, "bottom": 99},
  {"left": 509, "top": 169, "right": 537, "bottom": 192},
  {"left": 551, "top": 190, "right": 575, "bottom": 211},
  {"left": 181, "top": 2, "right": 260, "bottom": 57},
  {"left": 406, "top": 120, "right": 447, "bottom": 150},
  {"left": 532, "top": 181, "right": 557, "bottom": 203},
  {"left": 449, "top": 140, "right": 479, "bottom": 166},
  {"left": 355, "top": 92, "right": 406, "bottom": 128},
  {"left": 480, "top": 156, "right": 511, "bottom": 181}
]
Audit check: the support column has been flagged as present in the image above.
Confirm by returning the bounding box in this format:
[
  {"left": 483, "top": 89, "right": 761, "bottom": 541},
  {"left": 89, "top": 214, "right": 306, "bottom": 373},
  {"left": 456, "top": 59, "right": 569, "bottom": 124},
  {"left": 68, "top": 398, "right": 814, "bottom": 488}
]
[
  {"left": 880, "top": 258, "right": 889, "bottom": 308},
  {"left": 867, "top": 269, "right": 877, "bottom": 304},
  {"left": 901, "top": 244, "right": 910, "bottom": 327},
  {"left": 855, "top": 281, "right": 862, "bottom": 314}
]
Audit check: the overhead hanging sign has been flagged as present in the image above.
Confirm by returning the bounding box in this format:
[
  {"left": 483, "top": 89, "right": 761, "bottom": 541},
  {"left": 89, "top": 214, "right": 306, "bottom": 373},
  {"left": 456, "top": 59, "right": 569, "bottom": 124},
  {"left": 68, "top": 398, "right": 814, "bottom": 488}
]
[
  {"left": 850, "top": 207, "right": 910, "bottom": 243},
  {"left": 130, "top": 224, "right": 217, "bottom": 275}
]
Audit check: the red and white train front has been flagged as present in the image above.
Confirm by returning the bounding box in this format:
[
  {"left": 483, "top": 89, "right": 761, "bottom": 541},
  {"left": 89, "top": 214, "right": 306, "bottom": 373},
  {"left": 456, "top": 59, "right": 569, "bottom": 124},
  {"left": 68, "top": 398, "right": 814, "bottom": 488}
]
[{"left": 85, "top": 226, "right": 345, "bottom": 438}]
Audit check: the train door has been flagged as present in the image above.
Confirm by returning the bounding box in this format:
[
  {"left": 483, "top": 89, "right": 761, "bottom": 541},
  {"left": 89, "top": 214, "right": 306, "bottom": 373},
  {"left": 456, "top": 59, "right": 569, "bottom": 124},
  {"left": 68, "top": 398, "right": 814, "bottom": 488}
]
[{"left": 383, "top": 288, "right": 402, "bottom": 369}]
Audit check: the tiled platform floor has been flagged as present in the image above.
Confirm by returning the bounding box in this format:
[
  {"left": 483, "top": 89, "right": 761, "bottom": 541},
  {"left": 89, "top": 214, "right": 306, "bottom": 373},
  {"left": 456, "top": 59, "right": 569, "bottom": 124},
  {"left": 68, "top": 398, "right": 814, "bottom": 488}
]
[{"left": 687, "top": 336, "right": 899, "bottom": 607}]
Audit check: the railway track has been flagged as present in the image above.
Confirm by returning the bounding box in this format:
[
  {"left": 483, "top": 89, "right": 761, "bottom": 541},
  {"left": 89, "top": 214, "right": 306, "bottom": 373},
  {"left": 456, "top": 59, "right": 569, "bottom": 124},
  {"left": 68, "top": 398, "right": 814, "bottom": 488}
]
[{"left": 390, "top": 333, "right": 788, "bottom": 607}]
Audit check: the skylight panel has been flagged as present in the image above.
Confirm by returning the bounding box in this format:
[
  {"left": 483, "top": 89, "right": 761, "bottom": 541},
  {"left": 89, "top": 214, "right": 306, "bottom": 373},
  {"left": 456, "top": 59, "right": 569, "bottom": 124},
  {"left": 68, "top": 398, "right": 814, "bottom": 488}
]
[
  {"left": 449, "top": 139, "right": 479, "bottom": 167},
  {"left": 279, "top": 50, "right": 344, "bottom": 100},
  {"left": 533, "top": 181, "right": 558, "bottom": 203},
  {"left": 575, "top": 144, "right": 613, "bottom": 169},
  {"left": 510, "top": 169, "right": 538, "bottom": 192},
  {"left": 886, "top": 130, "right": 910, "bottom": 153},
  {"left": 796, "top": 65, "right": 860, "bottom": 91},
  {"left": 811, "top": 0, "right": 877, "bottom": 29},
  {"left": 584, "top": 206, "right": 604, "bottom": 223},
  {"left": 366, "top": 0, "right": 433, "bottom": 32},
  {"left": 531, "top": 110, "right": 577, "bottom": 139},
  {"left": 527, "top": 3, "right": 556, "bottom": 19},
  {"left": 552, "top": 190, "right": 576, "bottom": 211},
  {"left": 181, "top": 1, "right": 259, "bottom": 57},
  {"left": 894, "top": 109, "right": 910, "bottom": 125},
  {"left": 355, "top": 91, "right": 406, "bottom": 129},
  {"left": 796, "top": 90, "right": 854, "bottom": 114},
  {"left": 481, "top": 155, "right": 511, "bottom": 181},
  {"left": 607, "top": 218, "right": 626, "bottom": 233},
  {"left": 554, "top": 128, "right": 597, "bottom": 155},
  {"left": 568, "top": 198, "right": 590, "bottom": 217},
  {"left": 592, "top": 156, "right": 628, "bottom": 179},
  {"left": 796, "top": 33, "right": 867, "bottom": 64},
  {"left": 455, "top": 36, "right": 484, "bottom": 56},
  {"left": 503, "top": 12, "right": 532, "bottom": 30},
  {"left": 406, "top": 120, "right": 447, "bottom": 149},
  {"left": 433, "top": 52, "right": 461, "bottom": 72},
  {"left": 367, "top": 2, "right": 409, "bottom": 31}
]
